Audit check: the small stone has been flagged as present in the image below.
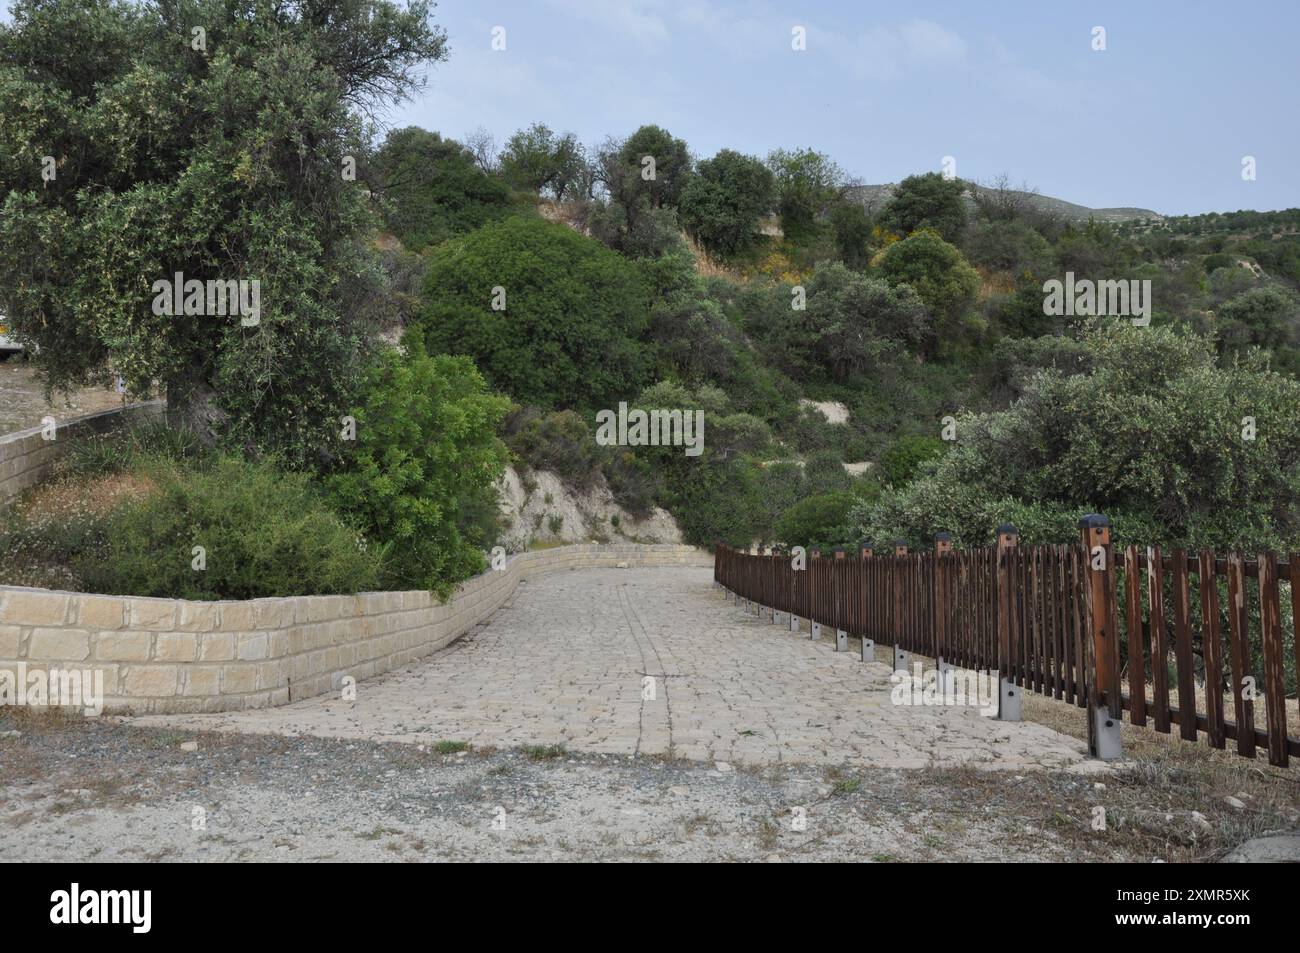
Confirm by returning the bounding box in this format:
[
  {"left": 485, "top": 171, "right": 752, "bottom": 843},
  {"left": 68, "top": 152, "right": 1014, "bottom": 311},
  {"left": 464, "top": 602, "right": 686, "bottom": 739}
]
[
  {"left": 1225, "top": 796, "right": 1246, "bottom": 810},
  {"left": 616, "top": 561, "right": 629, "bottom": 569},
  {"left": 715, "top": 761, "right": 733, "bottom": 773},
  {"left": 179, "top": 741, "right": 198, "bottom": 752},
  {"left": 668, "top": 786, "right": 689, "bottom": 797},
  {"left": 1093, "top": 782, "right": 1106, "bottom": 791}
]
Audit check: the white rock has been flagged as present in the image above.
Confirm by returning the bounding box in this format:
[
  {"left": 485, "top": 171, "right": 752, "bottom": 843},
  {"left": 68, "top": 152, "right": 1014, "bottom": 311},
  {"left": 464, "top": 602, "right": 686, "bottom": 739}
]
[
  {"left": 179, "top": 741, "right": 198, "bottom": 752},
  {"left": 715, "top": 761, "right": 733, "bottom": 774},
  {"left": 1225, "top": 796, "right": 1246, "bottom": 810}
]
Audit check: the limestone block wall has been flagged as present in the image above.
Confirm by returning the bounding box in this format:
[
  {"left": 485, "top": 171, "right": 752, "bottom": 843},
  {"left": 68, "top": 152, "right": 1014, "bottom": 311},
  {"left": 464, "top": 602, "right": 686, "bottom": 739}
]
[
  {"left": 0, "top": 400, "right": 166, "bottom": 502},
  {"left": 0, "top": 543, "right": 711, "bottom": 714}
]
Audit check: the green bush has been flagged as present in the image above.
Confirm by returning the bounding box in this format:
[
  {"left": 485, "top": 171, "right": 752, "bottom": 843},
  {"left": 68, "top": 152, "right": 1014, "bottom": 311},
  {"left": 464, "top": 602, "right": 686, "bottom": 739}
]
[
  {"left": 852, "top": 322, "right": 1300, "bottom": 551},
  {"left": 505, "top": 408, "right": 602, "bottom": 491},
  {"left": 55, "top": 422, "right": 202, "bottom": 480},
  {"left": 81, "top": 456, "right": 382, "bottom": 600},
  {"left": 417, "top": 215, "right": 652, "bottom": 408},
  {"left": 327, "top": 340, "right": 510, "bottom": 596},
  {"left": 876, "top": 435, "right": 945, "bottom": 488},
  {"left": 678, "top": 149, "right": 774, "bottom": 257},
  {"left": 875, "top": 230, "right": 982, "bottom": 354},
  {"left": 372, "top": 127, "right": 515, "bottom": 252},
  {"left": 667, "top": 458, "right": 766, "bottom": 548},
  {"left": 775, "top": 491, "right": 857, "bottom": 549}
]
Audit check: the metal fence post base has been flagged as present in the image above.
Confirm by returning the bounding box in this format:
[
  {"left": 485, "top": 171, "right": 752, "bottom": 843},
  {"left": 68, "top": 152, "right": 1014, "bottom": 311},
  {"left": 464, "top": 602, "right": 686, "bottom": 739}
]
[
  {"left": 937, "top": 657, "right": 954, "bottom": 694},
  {"left": 835, "top": 629, "right": 848, "bottom": 652},
  {"left": 810, "top": 621, "right": 821, "bottom": 640},
  {"left": 789, "top": 614, "right": 801, "bottom": 633},
  {"left": 1090, "top": 706, "right": 1123, "bottom": 761},
  {"left": 998, "top": 678, "right": 1021, "bottom": 721},
  {"left": 772, "top": 610, "right": 784, "bottom": 625},
  {"left": 893, "top": 645, "right": 909, "bottom": 674},
  {"left": 861, "top": 638, "right": 874, "bottom": 662}
]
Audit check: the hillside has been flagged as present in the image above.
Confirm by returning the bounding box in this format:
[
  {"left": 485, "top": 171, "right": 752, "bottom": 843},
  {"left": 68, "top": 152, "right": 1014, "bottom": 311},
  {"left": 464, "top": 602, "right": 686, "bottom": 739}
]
[{"left": 848, "top": 182, "right": 1163, "bottom": 224}]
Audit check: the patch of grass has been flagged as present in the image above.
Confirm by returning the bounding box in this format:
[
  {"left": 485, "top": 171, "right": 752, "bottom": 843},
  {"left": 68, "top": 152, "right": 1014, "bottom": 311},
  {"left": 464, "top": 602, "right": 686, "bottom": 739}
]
[
  {"left": 521, "top": 743, "right": 566, "bottom": 762},
  {"left": 832, "top": 776, "right": 861, "bottom": 796},
  {"left": 433, "top": 740, "right": 470, "bottom": 754},
  {"left": 823, "top": 764, "right": 861, "bottom": 796}
]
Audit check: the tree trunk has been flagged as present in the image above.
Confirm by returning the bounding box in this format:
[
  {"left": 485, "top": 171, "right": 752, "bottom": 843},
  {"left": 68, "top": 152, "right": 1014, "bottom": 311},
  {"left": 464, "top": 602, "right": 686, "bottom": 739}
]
[{"left": 165, "top": 375, "right": 228, "bottom": 447}]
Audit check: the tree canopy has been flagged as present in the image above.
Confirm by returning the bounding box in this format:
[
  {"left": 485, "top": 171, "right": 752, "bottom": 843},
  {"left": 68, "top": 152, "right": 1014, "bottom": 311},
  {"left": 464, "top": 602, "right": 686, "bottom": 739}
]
[
  {"left": 0, "top": 0, "right": 448, "bottom": 464},
  {"left": 416, "top": 215, "right": 653, "bottom": 409}
]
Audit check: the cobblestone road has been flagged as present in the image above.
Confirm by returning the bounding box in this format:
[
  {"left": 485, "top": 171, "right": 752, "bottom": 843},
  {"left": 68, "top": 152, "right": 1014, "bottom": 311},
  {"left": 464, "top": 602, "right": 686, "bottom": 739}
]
[{"left": 138, "top": 568, "right": 1097, "bottom": 771}]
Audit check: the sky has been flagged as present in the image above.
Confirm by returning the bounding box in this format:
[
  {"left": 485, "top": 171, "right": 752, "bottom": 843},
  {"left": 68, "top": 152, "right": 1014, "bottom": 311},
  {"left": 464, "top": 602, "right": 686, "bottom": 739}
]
[{"left": 4, "top": 0, "right": 1297, "bottom": 215}]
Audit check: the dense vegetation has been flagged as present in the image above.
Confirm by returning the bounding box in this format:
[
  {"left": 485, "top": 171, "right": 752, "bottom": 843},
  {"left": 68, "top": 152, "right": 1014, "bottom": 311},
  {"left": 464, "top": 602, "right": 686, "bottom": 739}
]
[{"left": 1, "top": 0, "right": 1297, "bottom": 602}]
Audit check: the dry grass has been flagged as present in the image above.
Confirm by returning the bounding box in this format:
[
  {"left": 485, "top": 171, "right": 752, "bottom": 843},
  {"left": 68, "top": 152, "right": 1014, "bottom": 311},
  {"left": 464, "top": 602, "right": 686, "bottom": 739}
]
[
  {"left": 681, "top": 231, "right": 744, "bottom": 280},
  {"left": 13, "top": 471, "right": 155, "bottom": 527}
]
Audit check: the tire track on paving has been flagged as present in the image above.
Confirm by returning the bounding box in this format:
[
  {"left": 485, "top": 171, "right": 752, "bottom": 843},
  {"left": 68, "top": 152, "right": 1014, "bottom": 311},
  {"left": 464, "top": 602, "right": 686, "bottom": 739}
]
[{"left": 618, "top": 583, "right": 675, "bottom": 757}]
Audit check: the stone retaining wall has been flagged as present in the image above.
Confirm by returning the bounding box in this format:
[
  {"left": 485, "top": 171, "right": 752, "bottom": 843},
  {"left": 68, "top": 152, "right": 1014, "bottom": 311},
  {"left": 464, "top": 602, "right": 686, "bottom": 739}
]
[
  {"left": 0, "top": 543, "right": 711, "bottom": 714},
  {"left": 0, "top": 400, "right": 166, "bottom": 502}
]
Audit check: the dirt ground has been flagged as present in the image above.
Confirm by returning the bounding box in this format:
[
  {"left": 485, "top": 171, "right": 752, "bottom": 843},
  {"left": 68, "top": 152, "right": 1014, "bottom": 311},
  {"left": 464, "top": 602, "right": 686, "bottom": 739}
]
[
  {"left": 2, "top": 710, "right": 1295, "bottom": 862},
  {"left": 0, "top": 359, "right": 124, "bottom": 435}
]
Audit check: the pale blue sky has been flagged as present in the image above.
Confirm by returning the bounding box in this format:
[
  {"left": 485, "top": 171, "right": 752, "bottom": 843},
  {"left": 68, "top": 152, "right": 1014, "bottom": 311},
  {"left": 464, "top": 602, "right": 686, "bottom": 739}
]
[{"left": 5, "top": 0, "right": 1297, "bottom": 214}]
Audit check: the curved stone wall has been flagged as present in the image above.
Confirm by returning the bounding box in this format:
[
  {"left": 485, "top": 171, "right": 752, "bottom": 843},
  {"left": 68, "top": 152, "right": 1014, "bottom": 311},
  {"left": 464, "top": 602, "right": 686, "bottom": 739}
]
[
  {"left": 0, "top": 543, "right": 710, "bottom": 714},
  {"left": 0, "top": 403, "right": 710, "bottom": 715},
  {"left": 0, "top": 400, "right": 166, "bottom": 502}
]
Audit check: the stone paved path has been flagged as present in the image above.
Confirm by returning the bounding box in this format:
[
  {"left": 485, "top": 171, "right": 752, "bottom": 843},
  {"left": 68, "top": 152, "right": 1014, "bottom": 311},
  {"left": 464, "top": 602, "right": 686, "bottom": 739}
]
[{"left": 136, "top": 568, "right": 1098, "bottom": 771}]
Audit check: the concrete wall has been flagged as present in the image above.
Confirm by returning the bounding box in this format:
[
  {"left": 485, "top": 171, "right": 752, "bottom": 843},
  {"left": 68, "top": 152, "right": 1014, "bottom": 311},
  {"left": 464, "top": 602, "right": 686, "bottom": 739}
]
[
  {"left": 0, "top": 543, "right": 710, "bottom": 714},
  {"left": 0, "top": 400, "right": 166, "bottom": 502}
]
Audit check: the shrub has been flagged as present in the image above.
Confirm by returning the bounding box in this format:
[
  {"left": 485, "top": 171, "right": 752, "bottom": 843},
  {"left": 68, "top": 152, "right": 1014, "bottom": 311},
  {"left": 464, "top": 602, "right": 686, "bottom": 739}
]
[
  {"left": 679, "top": 149, "right": 775, "bottom": 257},
  {"left": 875, "top": 230, "right": 982, "bottom": 355},
  {"left": 417, "top": 215, "right": 652, "bottom": 409},
  {"left": 81, "top": 456, "right": 382, "bottom": 600},
  {"left": 372, "top": 127, "right": 514, "bottom": 251},
  {"left": 851, "top": 323, "right": 1300, "bottom": 552},
  {"left": 878, "top": 172, "right": 968, "bottom": 243},
  {"left": 876, "top": 435, "right": 945, "bottom": 488},
  {"left": 804, "top": 449, "right": 852, "bottom": 495},
  {"left": 505, "top": 408, "right": 602, "bottom": 490},
  {"left": 667, "top": 458, "right": 766, "bottom": 548},
  {"left": 775, "top": 492, "right": 857, "bottom": 549},
  {"left": 327, "top": 340, "right": 510, "bottom": 596},
  {"left": 55, "top": 422, "right": 202, "bottom": 480}
]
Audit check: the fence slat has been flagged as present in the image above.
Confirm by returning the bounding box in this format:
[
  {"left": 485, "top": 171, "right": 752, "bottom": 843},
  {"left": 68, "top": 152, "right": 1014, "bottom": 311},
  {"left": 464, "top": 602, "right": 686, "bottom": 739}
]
[
  {"left": 1147, "top": 546, "right": 1171, "bottom": 734},
  {"left": 1198, "top": 549, "right": 1226, "bottom": 750},
  {"left": 1171, "top": 549, "right": 1197, "bottom": 743},
  {"left": 1226, "top": 552, "right": 1256, "bottom": 759},
  {"left": 1259, "top": 552, "right": 1288, "bottom": 767},
  {"left": 713, "top": 540, "right": 1297, "bottom": 765},
  {"left": 1124, "top": 545, "right": 1147, "bottom": 727}
]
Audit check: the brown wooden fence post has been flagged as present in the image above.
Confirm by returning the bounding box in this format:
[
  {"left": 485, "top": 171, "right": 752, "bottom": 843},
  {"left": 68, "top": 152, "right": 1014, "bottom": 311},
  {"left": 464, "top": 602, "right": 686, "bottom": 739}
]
[
  {"left": 934, "top": 532, "right": 953, "bottom": 688},
  {"left": 808, "top": 546, "right": 822, "bottom": 640},
  {"left": 859, "top": 540, "right": 875, "bottom": 661},
  {"left": 892, "top": 540, "right": 909, "bottom": 673},
  {"left": 1080, "top": 514, "right": 1122, "bottom": 760},
  {"left": 995, "top": 523, "right": 1021, "bottom": 720},
  {"left": 832, "top": 546, "right": 849, "bottom": 651}
]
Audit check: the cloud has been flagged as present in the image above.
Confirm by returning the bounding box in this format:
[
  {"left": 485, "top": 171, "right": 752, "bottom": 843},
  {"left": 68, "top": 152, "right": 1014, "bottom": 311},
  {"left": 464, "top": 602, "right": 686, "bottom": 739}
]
[
  {"left": 828, "top": 18, "right": 968, "bottom": 81},
  {"left": 543, "top": 0, "right": 671, "bottom": 48}
]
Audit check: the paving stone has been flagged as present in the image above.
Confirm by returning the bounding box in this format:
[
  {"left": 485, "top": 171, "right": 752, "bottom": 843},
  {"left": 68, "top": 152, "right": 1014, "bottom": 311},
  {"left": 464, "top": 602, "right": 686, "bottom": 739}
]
[{"left": 135, "top": 568, "right": 1095, "bottom": 771}]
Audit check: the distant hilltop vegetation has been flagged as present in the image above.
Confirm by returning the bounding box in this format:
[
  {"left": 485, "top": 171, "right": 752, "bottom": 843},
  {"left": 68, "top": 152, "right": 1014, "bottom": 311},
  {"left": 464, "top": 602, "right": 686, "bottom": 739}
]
[{"left": 849, "top": 182, "right": 1163, "bottom": 224}]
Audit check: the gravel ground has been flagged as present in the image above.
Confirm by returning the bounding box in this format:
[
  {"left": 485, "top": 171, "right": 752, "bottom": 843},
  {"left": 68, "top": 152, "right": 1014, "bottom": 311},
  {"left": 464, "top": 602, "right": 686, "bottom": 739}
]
[{"left": 0, "top": 714, "right": 1246, "bottom": 862}]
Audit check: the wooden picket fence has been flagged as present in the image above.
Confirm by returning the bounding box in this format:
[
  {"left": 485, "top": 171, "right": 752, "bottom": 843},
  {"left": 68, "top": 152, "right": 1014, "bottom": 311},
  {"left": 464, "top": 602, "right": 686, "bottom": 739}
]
[{"left": 713, "top": 516, "right": 1300, "bottom": 766}]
